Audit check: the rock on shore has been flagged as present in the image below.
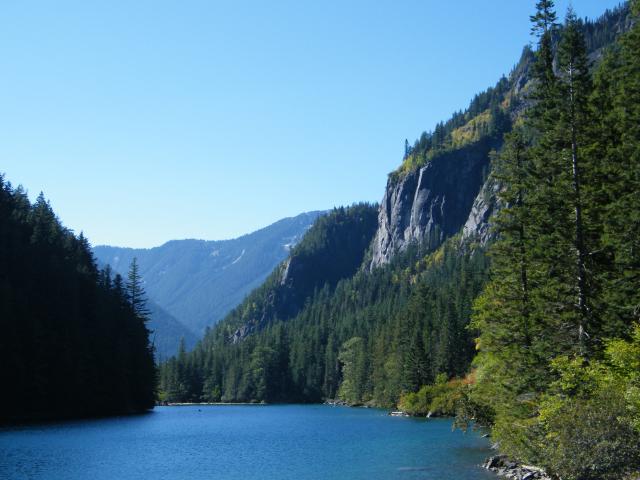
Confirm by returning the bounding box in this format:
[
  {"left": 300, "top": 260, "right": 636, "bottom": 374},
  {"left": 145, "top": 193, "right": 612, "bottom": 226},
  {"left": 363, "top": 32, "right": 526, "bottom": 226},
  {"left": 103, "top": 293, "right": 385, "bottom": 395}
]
[{"left": 483, "top": 455, "right": 551, "bottom": 480}]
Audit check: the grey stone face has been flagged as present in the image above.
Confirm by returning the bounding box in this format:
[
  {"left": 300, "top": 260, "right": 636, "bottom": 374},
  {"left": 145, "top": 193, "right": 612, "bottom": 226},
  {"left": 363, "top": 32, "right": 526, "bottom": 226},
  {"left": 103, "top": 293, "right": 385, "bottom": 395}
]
[
  {"left": 463, "top": 176, "right": 501, "bottom": 244},
  {"left": 370, "top": 139, "right": 498, "bottom": 269}
]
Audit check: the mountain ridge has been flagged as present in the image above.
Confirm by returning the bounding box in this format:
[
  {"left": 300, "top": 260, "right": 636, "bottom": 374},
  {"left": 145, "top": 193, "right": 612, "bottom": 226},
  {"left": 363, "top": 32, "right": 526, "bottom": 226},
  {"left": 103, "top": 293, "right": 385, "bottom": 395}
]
[{"left": 94, "top": 210, "right": 324, "bottom": 357}]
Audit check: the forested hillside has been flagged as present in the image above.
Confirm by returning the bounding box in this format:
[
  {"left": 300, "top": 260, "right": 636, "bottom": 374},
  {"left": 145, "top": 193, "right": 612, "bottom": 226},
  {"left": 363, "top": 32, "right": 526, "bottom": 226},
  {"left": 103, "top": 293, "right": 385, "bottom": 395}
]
[
  {"left": 159, "top": 204, "right": 382, "bottom": 401},
  {"left": 146, "top": 300, "right": 199, "bottom": 361},
  {"left": 159, "top": 2, "right": 640, "bottom": 477},
  {"left": 0, "top": 178, "right": 156, "bottom": 422}
]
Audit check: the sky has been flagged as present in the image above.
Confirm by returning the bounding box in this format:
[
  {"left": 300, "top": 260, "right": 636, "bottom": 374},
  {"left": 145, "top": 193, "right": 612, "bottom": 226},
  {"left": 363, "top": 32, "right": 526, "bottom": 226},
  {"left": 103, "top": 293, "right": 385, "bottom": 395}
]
[{"left": 0, "top": 0, "right": 624, "bottom": 248}]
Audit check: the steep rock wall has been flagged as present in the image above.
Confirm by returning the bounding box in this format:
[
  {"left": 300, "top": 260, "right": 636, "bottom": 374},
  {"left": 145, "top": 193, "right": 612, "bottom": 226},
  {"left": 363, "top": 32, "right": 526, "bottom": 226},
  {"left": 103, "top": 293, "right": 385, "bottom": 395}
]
[{"left": 370, "top": 138, "right": 499, "bottom": 269}]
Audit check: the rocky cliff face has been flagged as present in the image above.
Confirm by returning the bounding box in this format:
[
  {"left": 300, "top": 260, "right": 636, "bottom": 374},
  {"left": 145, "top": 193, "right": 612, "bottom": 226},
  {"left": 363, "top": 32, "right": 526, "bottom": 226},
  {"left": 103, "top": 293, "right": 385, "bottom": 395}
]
[
  {"left": 462, "top": 175, "right": 500, "bottom": 244},
  {"left": 370, "top": 138, "right": 499, "bottom": 269}
]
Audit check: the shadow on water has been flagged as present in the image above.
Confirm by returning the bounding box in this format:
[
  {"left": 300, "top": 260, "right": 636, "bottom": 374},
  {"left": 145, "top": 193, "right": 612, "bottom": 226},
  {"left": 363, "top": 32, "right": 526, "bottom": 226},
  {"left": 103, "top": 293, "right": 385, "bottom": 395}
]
[{"left": 0, "top": 409, "right": 155, "bottom": 432}]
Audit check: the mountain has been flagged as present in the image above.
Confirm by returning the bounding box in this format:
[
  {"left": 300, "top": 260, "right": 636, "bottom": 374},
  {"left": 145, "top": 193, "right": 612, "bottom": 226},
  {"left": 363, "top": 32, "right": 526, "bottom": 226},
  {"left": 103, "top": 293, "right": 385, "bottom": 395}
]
[
  {"left": 93, "top": 211, "right": 322, "bottom": 356},
  {"left": 225, "top": 204, "right": 379, "bottom": 343},
  {"left": 370, "top": 135, "right": 500, "bottom": 268},
  {"left": 370, "top": 4, "right": 632, "bottom": 268},
  {"left": 160, "top": 4, "right": 640, "bottom": 478},
  {"left": 158, "top": 1, "right": 632, "bottom": 401},
  {"left": 146, "top": 301, "right": 199, "bottom": 361}
]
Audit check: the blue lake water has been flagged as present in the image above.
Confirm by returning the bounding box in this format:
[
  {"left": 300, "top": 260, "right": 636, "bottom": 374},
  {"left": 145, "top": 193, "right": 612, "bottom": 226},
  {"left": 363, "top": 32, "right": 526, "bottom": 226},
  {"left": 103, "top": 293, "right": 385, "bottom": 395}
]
[{"left": 0, "top": 405, "right": 495, "bottom": 480}]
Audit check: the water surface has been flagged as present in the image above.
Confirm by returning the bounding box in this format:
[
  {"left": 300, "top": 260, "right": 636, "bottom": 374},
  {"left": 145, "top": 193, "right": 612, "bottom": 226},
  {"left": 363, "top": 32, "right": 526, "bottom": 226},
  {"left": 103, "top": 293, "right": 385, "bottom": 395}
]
[{"left": 0, "top": 405, "right": 494, "bottom": 479}]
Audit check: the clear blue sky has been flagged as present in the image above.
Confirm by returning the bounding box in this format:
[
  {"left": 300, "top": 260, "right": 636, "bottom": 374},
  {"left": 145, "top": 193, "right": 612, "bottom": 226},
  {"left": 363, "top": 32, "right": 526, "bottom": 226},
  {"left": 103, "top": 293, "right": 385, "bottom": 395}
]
[{"left": 0, "top": 0, "right": 623, "bottom": 248}]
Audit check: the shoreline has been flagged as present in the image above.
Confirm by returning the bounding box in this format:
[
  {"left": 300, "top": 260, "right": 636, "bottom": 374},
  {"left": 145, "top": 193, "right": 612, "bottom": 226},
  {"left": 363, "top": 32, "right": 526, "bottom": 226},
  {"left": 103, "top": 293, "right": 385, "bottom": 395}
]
[
  {"left": 159, "top": 402, "right": 267, "bottom": 406},
  {"left": 483, "top": 455, "right": 551, "bottom": 480}
]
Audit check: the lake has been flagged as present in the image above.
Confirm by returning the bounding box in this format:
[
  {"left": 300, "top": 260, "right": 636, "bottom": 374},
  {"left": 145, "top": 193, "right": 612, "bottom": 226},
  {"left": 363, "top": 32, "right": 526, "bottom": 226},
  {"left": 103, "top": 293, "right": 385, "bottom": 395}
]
[{"left": 0, "top": 405, "right": 495, "bottom": 480}]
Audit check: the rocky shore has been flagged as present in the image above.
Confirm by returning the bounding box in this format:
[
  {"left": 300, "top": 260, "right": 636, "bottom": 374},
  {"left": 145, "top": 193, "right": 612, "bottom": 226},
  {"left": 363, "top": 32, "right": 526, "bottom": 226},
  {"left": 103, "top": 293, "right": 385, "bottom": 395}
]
[
  {"left": 323, "top": 399, "right": 349, "bottom": 407},
  {"left": 483, "top": 455, "right": 551, "bottom": 480},
  {"left": 158, "top": 401, "right": 265, "bottom": 406},
  {"left": 323, "top": 399, "right": 374, "bottom": 408}
]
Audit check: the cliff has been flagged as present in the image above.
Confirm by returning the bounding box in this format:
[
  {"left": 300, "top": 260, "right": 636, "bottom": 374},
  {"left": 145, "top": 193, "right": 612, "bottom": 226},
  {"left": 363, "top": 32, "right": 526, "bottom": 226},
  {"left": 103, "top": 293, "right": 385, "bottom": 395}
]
[
  {"left": 370, "top": 137, "right": 499, "bottom": 269},
  {"left": 368, "top": 5, "right": 632, "bottom": 268}
]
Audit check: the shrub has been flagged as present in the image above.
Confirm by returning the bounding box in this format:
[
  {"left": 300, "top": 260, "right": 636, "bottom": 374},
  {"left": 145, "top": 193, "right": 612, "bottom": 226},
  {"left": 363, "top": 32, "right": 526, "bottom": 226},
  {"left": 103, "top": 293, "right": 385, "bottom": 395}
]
[
  {"left": 541, "top": 391, "right": 640, "bottom": 480},
  {"left": 398, "top": 374, "right": 465, "bottom": 417}
]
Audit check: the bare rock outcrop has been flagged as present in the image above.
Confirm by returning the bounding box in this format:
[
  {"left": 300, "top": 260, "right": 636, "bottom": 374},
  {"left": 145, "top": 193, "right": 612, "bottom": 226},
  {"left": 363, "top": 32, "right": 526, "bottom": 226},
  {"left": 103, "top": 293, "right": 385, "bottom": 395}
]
[{"left": 370, "top": 138, "right": 498, "bottom": 269}]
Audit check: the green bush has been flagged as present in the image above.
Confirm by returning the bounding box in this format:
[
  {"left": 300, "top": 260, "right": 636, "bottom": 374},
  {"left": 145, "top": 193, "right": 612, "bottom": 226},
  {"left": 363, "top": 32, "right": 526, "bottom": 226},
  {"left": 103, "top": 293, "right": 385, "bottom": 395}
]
[
  {"left": 398, "top": 374, "right": 464, "bottom": 417},
  {"left": 537, "top": 329, "right": 640, "bottom": 479},
  {"left": 542, "top": 391, "right": 640, "bottom": 480}
]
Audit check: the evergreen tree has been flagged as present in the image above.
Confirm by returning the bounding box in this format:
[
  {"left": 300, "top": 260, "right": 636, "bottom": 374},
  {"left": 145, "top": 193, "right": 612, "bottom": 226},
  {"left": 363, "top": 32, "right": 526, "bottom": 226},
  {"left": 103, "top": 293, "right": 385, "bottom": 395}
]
[
  {"left": 126, "top": 257, "right": 150, "bottom": 319},
  {"left": 556, "top": 8, "right": 595, "bottom": 353},
  {"left": 590, "top": 0, "right": 640, "bottom": 336},
  {"left": 471, "top": 129, "right": 542, "bottom": 427},
  {"left": 466, "top": 2, "right": 640, "bottom": 474}
]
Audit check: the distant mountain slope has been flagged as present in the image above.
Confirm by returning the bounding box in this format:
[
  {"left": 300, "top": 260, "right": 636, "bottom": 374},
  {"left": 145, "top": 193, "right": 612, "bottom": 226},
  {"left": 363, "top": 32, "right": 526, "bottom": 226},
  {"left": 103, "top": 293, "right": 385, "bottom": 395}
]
[
  {"left": 222, "top": 204, "right": 380, "bottom": 343},
  {"left": 94, "top": 211, "right": 323, "bottom": 353},
  {"left": 146, "top": 301, "right": 198, "bottom": 360}
]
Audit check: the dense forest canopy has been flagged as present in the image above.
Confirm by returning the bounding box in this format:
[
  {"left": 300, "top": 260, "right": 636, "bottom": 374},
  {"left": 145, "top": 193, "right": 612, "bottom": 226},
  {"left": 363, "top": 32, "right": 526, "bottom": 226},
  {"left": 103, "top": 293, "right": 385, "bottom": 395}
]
[
  {"left": 0, "top": 177, "right": 156, "bottom": 422},
  {"left": 161, "top": 232, "right": 487, "bottom": 404}
]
